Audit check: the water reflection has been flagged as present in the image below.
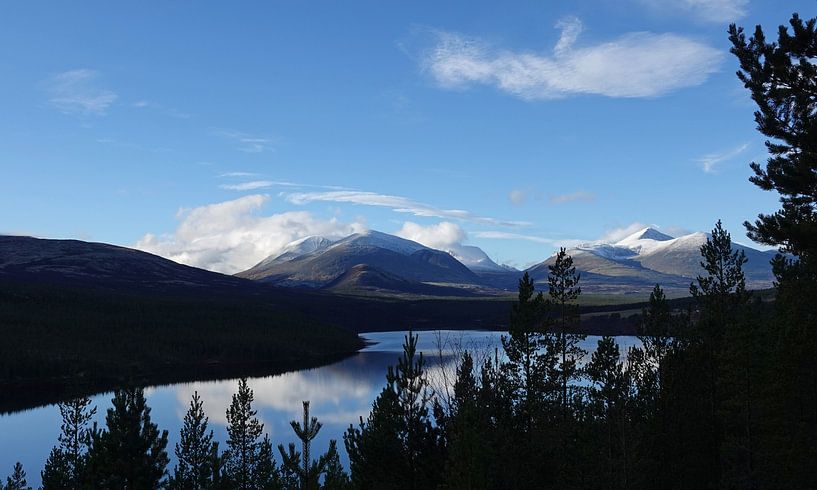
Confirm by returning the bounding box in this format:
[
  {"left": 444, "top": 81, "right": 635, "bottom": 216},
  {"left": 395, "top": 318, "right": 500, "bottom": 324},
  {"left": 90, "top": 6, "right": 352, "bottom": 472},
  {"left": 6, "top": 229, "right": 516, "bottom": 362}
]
[{"left": 0, "top": 330, "right": 639, "bottom": 486}]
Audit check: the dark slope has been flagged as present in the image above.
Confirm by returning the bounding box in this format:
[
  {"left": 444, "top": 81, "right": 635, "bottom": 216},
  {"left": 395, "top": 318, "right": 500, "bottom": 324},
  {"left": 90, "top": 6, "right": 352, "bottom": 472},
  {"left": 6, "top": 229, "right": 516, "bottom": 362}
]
[
  {"left": 325, "top": 264, "right": 479, "bottom": 297},
  {"left": 0, "top": 235, "right": 248, "bottom": 291}
]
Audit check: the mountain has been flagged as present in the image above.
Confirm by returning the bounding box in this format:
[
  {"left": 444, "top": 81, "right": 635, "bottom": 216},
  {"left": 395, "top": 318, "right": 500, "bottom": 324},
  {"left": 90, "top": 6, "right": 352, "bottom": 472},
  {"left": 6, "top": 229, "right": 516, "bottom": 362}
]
[
  {"left": 324, "top": 264, "right": 480, "bottom": 297},
  {"left": 0, "top": 235, "right": 247, "bottom": 290},
  {"left": 527, "top": 227, "right": 776, "bottom": 293},
  {"left": 252, "top": 235, "right": 335, "bottom": 270},
  {"left": 446, "top": 244, "right": 510, "bottom": 272},
  {"left": 238, "top": 230, "right": 481, "bottom": 288}
]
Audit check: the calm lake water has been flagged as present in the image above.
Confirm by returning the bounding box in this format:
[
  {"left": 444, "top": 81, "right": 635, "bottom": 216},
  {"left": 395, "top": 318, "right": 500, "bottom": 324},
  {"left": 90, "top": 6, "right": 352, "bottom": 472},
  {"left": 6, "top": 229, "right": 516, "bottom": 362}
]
[{"left": 0, "top": 330, "right": 640, "bottom": 486}]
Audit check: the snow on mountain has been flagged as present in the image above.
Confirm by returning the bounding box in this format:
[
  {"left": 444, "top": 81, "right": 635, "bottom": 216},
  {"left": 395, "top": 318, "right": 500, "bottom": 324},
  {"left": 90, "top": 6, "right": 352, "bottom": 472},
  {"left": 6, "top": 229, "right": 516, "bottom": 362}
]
[
  {"left": 264, "top": 230, "right": 512, "bottom": 275},
  {"left": 286, "top": 235, "right": 335, "bottom": 254},
  {"left": 329, "top": 230, "right": 428, "bottom": 256},
  {"left": 446, "top": 244, "right": 508, "bottom": 272},
  {"left": 529, "top": 226, "right": 776, "bottom": 292},
  {"left": 238, "top": 229, "right": 481, "bottom": 287},
  {"left": 615, "top": 227, "right": 674, "bottom": 247},
  {"left": 255, "top": 235, "right": 335, "bottom": 268},
  {"left": 578, "top": 227, "right": 692, "bottom": 259}
]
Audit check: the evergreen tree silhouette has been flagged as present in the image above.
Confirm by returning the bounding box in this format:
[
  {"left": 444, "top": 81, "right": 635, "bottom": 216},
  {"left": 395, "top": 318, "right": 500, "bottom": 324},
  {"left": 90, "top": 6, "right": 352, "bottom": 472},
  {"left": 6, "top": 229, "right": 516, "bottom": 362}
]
[
  {"left": 86, "top": 388, "right": 169, "bottom": 488},
  {"left": 730, "top": 13, "right": 817, "bottom": 486},
  {"left": 41, "top": 397, "right": 96, "bottom": 489},
  {"left": 321, "top": 440, "right": 351, "bottom": 490},
  {"left": 345, "top": 331, "right": 444, "bottom": 489},
  {"left": 278, "top": 401, "right": 326, "bottom": 490},
  {"left": 3, "top": 463, "right": 30, "bottom": 490},
  {"left": 168, "top": 391, "right": 218, "bottom": 490},
  {"left": 548, "top": 248, "right": 585, "bottom": 414},
  {"left": 224, "top": 378, "right": 266, "bottom": 489}
]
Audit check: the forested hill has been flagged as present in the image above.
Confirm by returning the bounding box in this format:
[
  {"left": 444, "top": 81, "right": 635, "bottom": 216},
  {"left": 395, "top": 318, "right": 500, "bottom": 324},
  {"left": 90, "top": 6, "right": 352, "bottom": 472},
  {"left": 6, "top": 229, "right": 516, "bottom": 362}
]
[{"left": 0, "top": 235, "right": 249, "bottom": 291}]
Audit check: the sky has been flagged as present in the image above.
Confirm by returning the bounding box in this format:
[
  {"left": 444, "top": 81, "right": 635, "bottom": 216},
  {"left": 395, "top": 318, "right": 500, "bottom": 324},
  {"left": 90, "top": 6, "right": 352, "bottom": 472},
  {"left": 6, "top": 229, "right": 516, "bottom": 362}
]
[{"left": 0, "top": 1, "right": 810, "bottom": 273}]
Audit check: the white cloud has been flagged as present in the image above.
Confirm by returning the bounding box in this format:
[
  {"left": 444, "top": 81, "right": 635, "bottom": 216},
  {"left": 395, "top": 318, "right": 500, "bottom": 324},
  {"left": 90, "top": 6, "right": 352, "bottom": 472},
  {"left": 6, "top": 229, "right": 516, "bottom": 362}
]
[
  {"left": 285, "top": 190, "right": 529, "bottom": 227},
  {"left": 472, "top": 231, "right": 556, "bottom": 245},
  {"left": 220, "top": 180, "right": 276, "bottom": 191},
  {"left": 215, "top": 129, "right": 275, "bottom": 153},
  {"left": 219, "top": 179, "right": 352, "bottom": 192},
  {"left": 424, "top": 18, "right": 722, "bottom": 99},
  {"left": 45, "top": 69, "right": 118, "bottom": 115},
  {"left": 395, "top": 221, "right": 467, "bottom": 250},
  {"left": 695, "top": 142, "right": 750, "bottom": 173},
  {"left": 135, "top": 194, "right": 366, "bottom": 274},
  {"left": 550, "top": 191, "right": 595, "bottom": 204},
  {"left": 639, "top": 0, "right": 748, "bottom": 23},
  {"left": 218, "top": 172, "right": 258, "bottom": 178},
  {"left": 597, "top": 222, "right": 651, "bottom": 243}
]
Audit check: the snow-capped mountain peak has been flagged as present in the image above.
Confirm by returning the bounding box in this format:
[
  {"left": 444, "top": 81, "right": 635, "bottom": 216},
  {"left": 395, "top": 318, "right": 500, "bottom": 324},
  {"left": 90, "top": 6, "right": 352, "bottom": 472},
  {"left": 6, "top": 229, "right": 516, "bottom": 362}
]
[
  {"left": 446, "top": 244, "right": 509, "bottom": 272},
  {"left": 285, "top": 235, "right": 335, "bottom": 255},
  {"left": 332, "top": 230, "right": 428, "bottom": 256},
  {"left": 256, "top": 235, "right": 335, "bottom": 267},
  {"left": 615, "top": 227, "right": 674, "bottom": 247}
]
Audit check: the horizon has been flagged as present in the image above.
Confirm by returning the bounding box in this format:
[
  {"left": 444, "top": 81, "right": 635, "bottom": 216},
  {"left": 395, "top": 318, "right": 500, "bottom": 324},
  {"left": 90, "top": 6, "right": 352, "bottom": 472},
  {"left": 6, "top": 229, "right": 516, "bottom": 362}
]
[{"left": 1, "top": 1, "right": 805, "bottom": 273}]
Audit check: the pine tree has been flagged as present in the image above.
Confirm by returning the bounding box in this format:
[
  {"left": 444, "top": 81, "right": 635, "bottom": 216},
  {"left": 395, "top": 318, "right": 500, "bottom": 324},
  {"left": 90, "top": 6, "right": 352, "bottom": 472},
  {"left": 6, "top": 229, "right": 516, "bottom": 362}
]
[
  {"left": 639, "top": 285, "right": 675, "bottom": 363},
  {"left": 547, "top": 248, "right": 585, "bottom": 486},
  {"left": 169, "top": 391, "right": 217, "bottom": 490},
  {"left": 86, "top": 388, "right": 169, "bottom": 488},
  {"left": 728, "top": 14, "right": 817, "bottom": 263},
  {"left": 688, "top": 221, "right": 755, "bottom": 488},
  {"left": 42, "top": 397, "right": 96, "bottom": 489},
  {"left": 625, "top": 284, "right": 683, "bottom": 488},
  {"left": 255, "top": 435, "right": 280, "bottom": 489},
  {"left": 344, "top": 332, "right": 444, "bottom": 489},
  {"left": 690, "top": 220, "right": 750, "bottom": 336},
  {"left": 500, "top": 272, "right": 552, "bottom": 433},
  {"left": 322, "top": 440, "right": 351, "bottom": 490},
  {"left": 441, "top": 352, "right": 492, "bottom": 489},
  {"left": 548, "top": 248, "right": 585, "bottom": 413},
  {"left": 3, "top": 463, "right": 30, "bottom": 490},
  {"left": 278, "top": 401, "right": 326, "bottom": 490},
  {"left": 730, "top": 13, "right": 817, "bottom": 486},
  {"left": 586, "top": 337, "right": 626, "bottom": 488},
  {"left": 224, "top": 378, "right": 266, "bottom": 489}
]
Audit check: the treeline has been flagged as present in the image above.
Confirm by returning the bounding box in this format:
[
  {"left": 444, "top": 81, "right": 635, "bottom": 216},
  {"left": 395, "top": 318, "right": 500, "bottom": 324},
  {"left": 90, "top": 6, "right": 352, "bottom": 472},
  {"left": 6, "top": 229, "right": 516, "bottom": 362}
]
[{"left": 0, "top": 280, "right": 363, "bottom": 413}]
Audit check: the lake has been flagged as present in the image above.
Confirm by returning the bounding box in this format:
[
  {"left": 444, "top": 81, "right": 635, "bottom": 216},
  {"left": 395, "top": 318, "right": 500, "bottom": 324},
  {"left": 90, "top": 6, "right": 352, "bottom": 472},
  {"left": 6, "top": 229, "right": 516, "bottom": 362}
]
[{"left": 0, "top": 330, "right": 640, "bottom": 486}]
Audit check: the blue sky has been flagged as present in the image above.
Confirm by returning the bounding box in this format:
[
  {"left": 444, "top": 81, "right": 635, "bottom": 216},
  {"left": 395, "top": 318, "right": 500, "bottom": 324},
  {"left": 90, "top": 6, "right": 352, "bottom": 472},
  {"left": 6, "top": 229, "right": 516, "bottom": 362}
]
[{"left": 0, "top": 1, "right": 809, "bottom": 272}]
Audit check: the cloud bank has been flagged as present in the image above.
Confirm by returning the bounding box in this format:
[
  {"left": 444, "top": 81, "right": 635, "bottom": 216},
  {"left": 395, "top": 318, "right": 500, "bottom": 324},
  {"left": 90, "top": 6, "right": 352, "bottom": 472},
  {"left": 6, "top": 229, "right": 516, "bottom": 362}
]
[
  {"left": 424, "top": 17, "right": 722, "bottom": 99},
  {"left": 135, "top": 195, "right": 365, "bottom": 274}
]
